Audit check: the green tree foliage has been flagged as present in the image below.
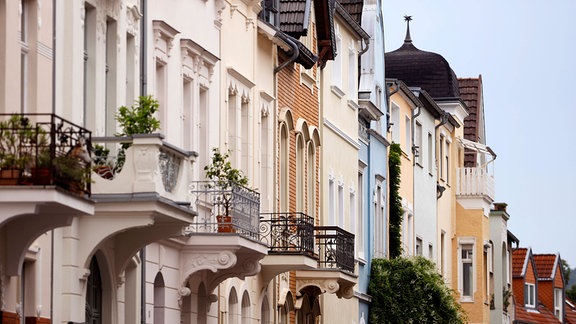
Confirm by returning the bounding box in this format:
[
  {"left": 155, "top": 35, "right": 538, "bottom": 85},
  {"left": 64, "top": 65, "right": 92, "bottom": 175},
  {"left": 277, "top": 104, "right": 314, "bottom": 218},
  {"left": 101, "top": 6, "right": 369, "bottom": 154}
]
[
  {"left": 567, "top": 283, "right": 576, "bottom": 302},
  {"left": 388, "top": 143, "right": 403, "bottom": 258},
  {"left": 368, "top": 257, "right": 467, "bottom": 324},
  {"left": 561, "top": 259, "right": 571, "bottom": 285}
]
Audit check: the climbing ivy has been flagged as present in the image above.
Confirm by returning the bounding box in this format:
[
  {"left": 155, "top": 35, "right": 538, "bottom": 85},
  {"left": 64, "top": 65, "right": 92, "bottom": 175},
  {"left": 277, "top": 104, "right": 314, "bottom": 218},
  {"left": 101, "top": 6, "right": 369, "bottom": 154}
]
[
  {"left": 368, "top": 257, "right": 467, "bottom": 324},
  {"left": 388, "top": 143, "right": 403, "bottom": 258}
]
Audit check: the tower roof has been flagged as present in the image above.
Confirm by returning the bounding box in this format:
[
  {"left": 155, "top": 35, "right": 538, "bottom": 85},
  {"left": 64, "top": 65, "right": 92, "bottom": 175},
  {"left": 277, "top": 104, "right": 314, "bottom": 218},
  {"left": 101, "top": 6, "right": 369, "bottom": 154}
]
[{"left": 385, "top": 17, "right": 460, "bottom": 99}]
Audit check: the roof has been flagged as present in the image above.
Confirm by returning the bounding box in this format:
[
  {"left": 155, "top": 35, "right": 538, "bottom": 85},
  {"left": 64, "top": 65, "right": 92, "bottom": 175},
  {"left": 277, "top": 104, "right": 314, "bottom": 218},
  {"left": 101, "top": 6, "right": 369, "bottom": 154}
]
[
  {"left": 513, "top": 248, "right": 529, "bottom": 277},
  {"left": 514, "top": 303, "right": 562, "bottom": 324},
  {"left": 566, "top": 298, "right": 576, "bottom": 324},
  {"left": 533, "top": 253, "right": 559, "bottom": 280},
  {"left": 459, "top": 77, "right": 482, "bottom": 167},
  {"left": 279, "top": 0, "right": 311, "bottom": 36},
  {"left": 336, "top": 0, "right": 363, "bottom": 25},
  {"left": 385, "top": 18, "right": 460, "bottom": 99}
]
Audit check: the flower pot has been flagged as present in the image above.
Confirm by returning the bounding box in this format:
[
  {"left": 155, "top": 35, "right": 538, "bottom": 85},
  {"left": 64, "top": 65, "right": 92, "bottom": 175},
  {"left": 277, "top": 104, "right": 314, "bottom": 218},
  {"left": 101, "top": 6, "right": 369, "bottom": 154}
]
[
  {"left": 217, "top": 215, "right": 234, "bottom": 233},
  {"left": 0, "top": 168, "right": 21, "bottom": 185},
  {"left": 94, "top": 165, "right": 114, "bottom": 179},
  {"left": 32, "top": 167, "right": 52, "bottom": 185}
]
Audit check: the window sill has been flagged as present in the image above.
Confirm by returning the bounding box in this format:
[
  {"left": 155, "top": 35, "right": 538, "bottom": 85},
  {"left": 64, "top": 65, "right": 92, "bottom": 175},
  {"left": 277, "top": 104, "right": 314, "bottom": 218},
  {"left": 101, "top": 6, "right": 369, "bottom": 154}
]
[
  {"left": 331, "top": 85, "right": 345, "bottom": 99},
  {"left": 300, "top": 71, "right": 315, "bottom": 92}
]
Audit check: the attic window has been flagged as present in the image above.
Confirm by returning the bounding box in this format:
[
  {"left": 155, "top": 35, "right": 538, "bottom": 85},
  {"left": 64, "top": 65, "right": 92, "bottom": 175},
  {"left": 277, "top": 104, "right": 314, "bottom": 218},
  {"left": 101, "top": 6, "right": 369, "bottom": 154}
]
[
  {"left": 260, "top": 0, "right": 279, "bottom": 26},
  {"left": 524, "top": 283, "right": 535, "bottom": 308}
]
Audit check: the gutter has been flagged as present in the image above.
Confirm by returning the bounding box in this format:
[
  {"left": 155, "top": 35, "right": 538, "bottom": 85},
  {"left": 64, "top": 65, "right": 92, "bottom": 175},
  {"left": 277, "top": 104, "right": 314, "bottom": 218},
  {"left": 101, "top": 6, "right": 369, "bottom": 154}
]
[{"left": 274, "top": 32, "right": 299, "bottom": 74}]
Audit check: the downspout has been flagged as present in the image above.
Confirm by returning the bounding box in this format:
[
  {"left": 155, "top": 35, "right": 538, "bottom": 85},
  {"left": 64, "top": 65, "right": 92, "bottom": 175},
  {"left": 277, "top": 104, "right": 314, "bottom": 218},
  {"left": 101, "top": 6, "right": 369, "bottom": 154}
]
[
  {"left": 274, "top": 35, "right": 299, "bottom": 74},
  {"left": 358, "top": 37, "right": 369, "bottom": 56},
  {"left": 140, "top": 1, "right": 147, "bottom": 324},
  {"left": 435, "top": 112, "right": 450, "bottom": 199},
  {"left": 50, "top": 0, "right": 57, "bottom": 321}
]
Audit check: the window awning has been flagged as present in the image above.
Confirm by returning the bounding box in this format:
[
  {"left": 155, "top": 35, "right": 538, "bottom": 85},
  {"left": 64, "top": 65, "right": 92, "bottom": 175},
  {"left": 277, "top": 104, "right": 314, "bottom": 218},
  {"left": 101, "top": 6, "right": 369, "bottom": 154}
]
[{"left": 457, "top": 137, "right": 496, "bottom": 158}]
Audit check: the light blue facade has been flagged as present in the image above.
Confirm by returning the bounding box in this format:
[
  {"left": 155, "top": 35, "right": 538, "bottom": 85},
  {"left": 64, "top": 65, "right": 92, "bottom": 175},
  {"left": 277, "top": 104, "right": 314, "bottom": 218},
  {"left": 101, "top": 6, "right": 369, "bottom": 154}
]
[{"left": 357, "top": 0, "right": 389, "bottom": 321}]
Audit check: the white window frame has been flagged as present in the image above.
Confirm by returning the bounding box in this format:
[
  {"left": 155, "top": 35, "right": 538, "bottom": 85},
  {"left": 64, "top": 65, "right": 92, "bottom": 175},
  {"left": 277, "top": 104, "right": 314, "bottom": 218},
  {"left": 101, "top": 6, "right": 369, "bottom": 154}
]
[
  {"left": 390, "top": 102, "right": 400, "bottom": 143},
  {"left": 554, "top": 288, "right": 563, "bottom": 319},
  {"left": 459, "top": 239, "right": 476, "bottom": 301},
  {"left": 524, "top": 283, "right": 535, "bottom": 308}
]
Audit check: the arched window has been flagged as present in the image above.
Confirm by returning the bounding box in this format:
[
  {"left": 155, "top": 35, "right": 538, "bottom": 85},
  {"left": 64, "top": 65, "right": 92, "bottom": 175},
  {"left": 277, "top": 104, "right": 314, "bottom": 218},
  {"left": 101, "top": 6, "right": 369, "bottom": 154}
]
[
  {"left": 306, "top": 142, "right": 315, "bottom": 217},
  {"left": 153, "top": 272, "right": 166, "bottom": 324},
  {"left": 229, "top": 288, "right": 239, "bottom": 324},
  {"left": 241, "top": 291, "right": 250, "bottom": 324},
  {"left": 86, "top": 256, "right": 103, "bottom": 324},
  {"left": 296, "top": 134, "right": 305, "bottom": 211},
  {"left": 260, "top": 296, "right": 270, "bottom": 324},
  {"left": 280, "top": 123, "right": 289, "bottom": 212},
  {"left": 198, "top": 282, "right": 208, "bottom": 324}
]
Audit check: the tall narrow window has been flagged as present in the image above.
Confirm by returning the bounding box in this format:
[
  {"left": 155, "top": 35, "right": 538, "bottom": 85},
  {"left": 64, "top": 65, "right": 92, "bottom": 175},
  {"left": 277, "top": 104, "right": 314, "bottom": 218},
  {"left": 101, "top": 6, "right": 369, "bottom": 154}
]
[
  {"left": 427, "top": 133, "right": 433, "bottom": 173},
  {"left": 307, "top": 143, "right": 315, "bottom": 217},
  {"left": 524, "top": 283, "right": 535, "bottom": 307},
  {"left": 241, "top": 292, "right": 250, "bottom": 324},
  {"left": 328, "top": 178, "right": 335, "bottom": 225},
  {"left": 155, "top": 61, "right": 166, "bottom": 132},
  {"left": 338, "top": 182, "right": 344, "bottom": 227},
  {"left": 199, "top": 87, "right": 209, "bottom": 175},
  {"left": 86, "top": 257, "right": 103, "bottom": 324},
  {"left": 554, "top": 288, "right": 563, "bottom": 319},
  {"left": 296, "top": 135, "right": 305, "bottom": 211},
  {"left": 83, "top": 4, "right": 96, "bottom": 129},
  {"left": 374, "top": 183, "right": 385, "bottom": 258},
  {"left": 390, "top": 103, "right": 400, "bottom": 143},
  {"left": 126, "top": 34, "right": 136, "bottom": 107},
  {"left": 19, "top": 0, "right": 31, "bottom": 113},
  {"left": 415, "top": 122, "right": 422, "bottom": 165},
  {"left": 182, "top": 78, "right": 193, "bottom": 149},
  {"left": 461, "top": 244, "right": 474, "bottom": 298},
  {"left": 260, "top": 110, "right": 270, "bottom": 210},
  {"left": 153, "top": 273, "right": 165, "bottom": 324},
  {"left": 280, "top": 124, "right": 289, "bottom": 212},
  {"left": 229, "top": 288, "right": 239, "bottom": 324},
  {"left": 357, "top": 171, "right": 364, "bottom": 258},
  {"left": 445, "top": 140, "right": 450, "bottom": 184},
  {"left": 441, "top": 231, "right": 446, "bottom": 276},
  {"left": 348, "top": 47, "right": 356, "bottom": 101},
  {"left": 350, "top": 188, "right": 356, "bottom": 244},
  {"left": 404, "top": 115, "right": 411, "bottom": 155},
  {"left": 332, "top": 30, "right": 342, "bottom": 89},
  {"left": 415, "top": 237, "right": 422, "bottom": 256},
  {"left": 439, "top": 135, "right": 445, "bottom": 179},
  {"left": 105, "top": 18, "right": 118, "bottom": 135},
  {"left": 228, "top": 90, "right": 238, "bottom": 163},
  {"left": 241, "top": 98, "right": 249, "bottom": 173},
  {"left": 260, "top": 297, "right": 270, "bottom": 324}
]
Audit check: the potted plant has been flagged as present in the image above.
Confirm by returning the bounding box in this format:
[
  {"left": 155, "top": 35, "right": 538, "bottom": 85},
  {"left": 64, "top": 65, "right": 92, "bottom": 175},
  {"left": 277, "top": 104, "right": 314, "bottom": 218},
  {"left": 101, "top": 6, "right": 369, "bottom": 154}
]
[
  {"left": 0, "top": 115, "right": 34, "bottom": 185},
  {"left": 30, "top": 128, "right": 53, "bottom": 185},
  {"left": 114, "top": 95, "right": 161, "bottom": 171},
  {"left": 92, "top": 144, "right": 114, "bottom": 179},
  {"left": 204, "top": 148, "right": 248, "bottom": 232},
  {"left": 54, "top": 154, "right": 92, "bottom": 194}
]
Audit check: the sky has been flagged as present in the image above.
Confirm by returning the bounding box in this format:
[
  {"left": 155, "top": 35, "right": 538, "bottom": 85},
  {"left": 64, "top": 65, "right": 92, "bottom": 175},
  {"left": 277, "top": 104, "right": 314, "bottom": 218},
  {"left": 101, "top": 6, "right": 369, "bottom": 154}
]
[{"left": 382, "top": 1, "right": 576, "bottom": 268}]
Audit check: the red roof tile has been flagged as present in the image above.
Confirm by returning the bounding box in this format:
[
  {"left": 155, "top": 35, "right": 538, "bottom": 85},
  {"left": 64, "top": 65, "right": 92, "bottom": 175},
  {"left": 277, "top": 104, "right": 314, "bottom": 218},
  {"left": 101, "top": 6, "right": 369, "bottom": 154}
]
[
  {"left": 514, "top": 303, "right": 561, "bottom": 324},
  {"left": 533, "top": 254, "right": 558, "bottom": 280},
  {"left": 513, "top": 248, "right": 529, "bottom": 277},
  {"left": 566, "top": 298, "right": 576, "bottom": 324},
  {"left": 458, "top": 77, "right": 481, "bottom": 167}
]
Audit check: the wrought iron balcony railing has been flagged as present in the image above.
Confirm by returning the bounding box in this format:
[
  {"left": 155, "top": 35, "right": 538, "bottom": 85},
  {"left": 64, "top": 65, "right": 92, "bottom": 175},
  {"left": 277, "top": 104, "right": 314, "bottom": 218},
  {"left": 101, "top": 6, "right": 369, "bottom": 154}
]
[
  {"left": 315, "top": 226, "right": 355, "bottom": 274},
  {"left": 0, "top": 113, "right": 91, "bottom": 195},
  {"left": 260, "top": 212, "right": 315, "bottom": 257},
  {"left": 186, "top": 181, "right": 260, "bottom": 240}
]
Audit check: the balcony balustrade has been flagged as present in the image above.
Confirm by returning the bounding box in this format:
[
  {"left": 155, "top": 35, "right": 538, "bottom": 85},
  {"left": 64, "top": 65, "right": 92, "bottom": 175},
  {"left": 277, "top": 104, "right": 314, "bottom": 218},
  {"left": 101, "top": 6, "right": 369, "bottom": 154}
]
[
  {"left": 186, "top": 180, "right": 260, "bottom": 240},
  {"left": 456, "top": 167, "right": 495, "bottom": 201},
  {"left": 0, "top": 113, "right": 92, "bottom": 195},
  {"left": 314, "top": 226, "right": 355, "bottom": 274},
  {"left": 260, "top": 212, "right": 315, "bottom": 257}
]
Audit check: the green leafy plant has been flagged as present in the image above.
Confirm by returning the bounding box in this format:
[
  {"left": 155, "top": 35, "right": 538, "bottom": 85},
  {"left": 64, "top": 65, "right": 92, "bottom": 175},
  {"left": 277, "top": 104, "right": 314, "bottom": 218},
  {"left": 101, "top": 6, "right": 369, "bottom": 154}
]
[
  {"left": 204, "top": 148, "right": 248, "bottom": 188},
  {"left": 54, "top": 155, "right": 92, "bottom": 193},
  {"left": 0, "top": 115, "right": 35, "bottom": 170},
  {"left": 114, "top": 95, "right": 161, "bottom": 171},
  {"left": 502, "top": 288, "right": 512, "bottom": 312},
  {"left": 389, "top": 143, "right": 403, "bottom": 258},
  {"left": 368, "top": 257, "right": 467, "bottom": 324}
]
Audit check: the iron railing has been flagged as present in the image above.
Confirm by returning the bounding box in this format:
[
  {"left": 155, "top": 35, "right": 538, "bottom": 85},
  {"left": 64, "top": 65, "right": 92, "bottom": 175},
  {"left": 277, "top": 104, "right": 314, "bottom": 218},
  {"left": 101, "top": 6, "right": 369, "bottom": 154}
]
[
  {"left": 0, "top": 113, "right": 91, "bottom": 195},
  {"left": 260, "top": 212, "right": 315, "bottom": 257},
  {"left": 186, "top": 181, "right": 260, "bottom": 240},
  {"left": 315, "top": 226, "right": 355, "bottom": 274}
]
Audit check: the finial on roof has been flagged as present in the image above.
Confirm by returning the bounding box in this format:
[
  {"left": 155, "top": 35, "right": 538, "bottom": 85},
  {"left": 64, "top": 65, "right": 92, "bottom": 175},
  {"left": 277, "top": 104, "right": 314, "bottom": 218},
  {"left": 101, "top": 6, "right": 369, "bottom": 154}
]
[{"left": 404, "top": 15, "right": 412, "bottom": 44}]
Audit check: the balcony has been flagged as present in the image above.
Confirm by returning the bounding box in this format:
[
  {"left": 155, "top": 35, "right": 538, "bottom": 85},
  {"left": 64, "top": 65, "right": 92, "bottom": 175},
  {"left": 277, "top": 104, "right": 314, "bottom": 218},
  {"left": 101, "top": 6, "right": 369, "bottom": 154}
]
[
  {"left": 0, "top": 113, "right": 94, "bottom": 275},
  {"left": 178, "top": 181, "right": 267, "bottom": 292},
  {"left": 259, "top": 212, "right": 318, "bottom": 281},
  {"left": 456, "top": 167, "right": 495, "bottom": 201}
]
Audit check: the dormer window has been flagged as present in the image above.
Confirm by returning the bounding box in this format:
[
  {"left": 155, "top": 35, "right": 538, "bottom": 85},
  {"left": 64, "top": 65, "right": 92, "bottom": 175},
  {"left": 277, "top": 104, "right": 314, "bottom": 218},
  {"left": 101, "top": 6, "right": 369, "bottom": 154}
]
[{"left": 524, "top": 283, "right": 536, "bottom": 308}]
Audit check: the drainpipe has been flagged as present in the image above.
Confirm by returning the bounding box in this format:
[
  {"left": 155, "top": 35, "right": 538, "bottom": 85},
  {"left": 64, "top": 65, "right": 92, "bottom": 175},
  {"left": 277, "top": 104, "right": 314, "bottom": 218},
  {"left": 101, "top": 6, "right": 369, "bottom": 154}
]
[
  {"left": 411, "top": 105, "right": 421, "bottom": 166},
  {"left": 50, "top": 0, "right": 57, "bottom": 321},
  {"left": 358, "top": 37, "right": 369, "bottom": 56},
  {"left": 274, "top": 35, "right": 299, "bottom": 74},
  {"left": 140, "top": 1, "right": 147, "bottom": 324}
]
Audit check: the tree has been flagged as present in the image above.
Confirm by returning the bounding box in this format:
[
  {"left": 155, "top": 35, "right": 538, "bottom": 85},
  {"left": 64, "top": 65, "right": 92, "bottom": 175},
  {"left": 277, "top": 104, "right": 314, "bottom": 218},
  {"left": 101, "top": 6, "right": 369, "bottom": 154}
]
[
  {"left": 368, "top": 257, "right": 467, "bottom": 324},
  {"left": 561, "top": 259, "right": 571, "bottom": 285},
  {"left": 567, "top": 284, "right": 576, "bottom": 302},
  {"left": 388, "top": 143, "right": 403, "bottom": 258}
]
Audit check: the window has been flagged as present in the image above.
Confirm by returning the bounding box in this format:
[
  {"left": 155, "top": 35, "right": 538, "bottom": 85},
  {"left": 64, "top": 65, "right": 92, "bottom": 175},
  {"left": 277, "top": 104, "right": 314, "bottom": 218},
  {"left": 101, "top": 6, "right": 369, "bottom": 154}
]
[
  {"left": 428, "top": 244, "right": 433, "bottom": 260},
  {"left": 20, "top": 0, "right": 32, "bottom": 113},
  {"left": 83, "top": 4, "right": 96, "bottom": 128},
  {"left": 348, "top": 46, "right": 356, "bottom": 101},
  {"left": 280, "top": 124, "right": 289, "bottom": 212},
  {"left": 428, "top": 133, "right": 433, "bottom": 173},
  {"left": 126, "top": 33, "right": 136, "bottom": 108},
  {"left": 338, "top": 181, "right": 344, "bottom": 227},
  {"left": 404, "top": 213, "right": 413, "bottom": 255},
  {"left": 350, "top": 188, "right": 356, "bottom": 251},
  {"left": 374, "top": 183, "right": 385, "bottom": 258},
  {"left": 260, "top": 102, "right": 272, "bottom": 211},
  {"left": 307, "top": 143, "right": 315, "bottom": 217},
  {"left": 105, "top": 18, "right": 118, "bottom": 135},
  {"left": 416, "top": 237, "right": 423, "bottom": 256},
  {"left": 154, "top": 272, "right": 166, "bottom": 324},
  {"left": 357, "top": 170, "right": 364, "bottom": 258},
  {"left": 524, "top": 283, "right": 535, "bottom": 307},
  {"left": 390, "top": 103, "right": 400, "bottom": 143},
  {"left": 332, "top": 29, "right": 342, "bottom": 89},
  {"left": 439, "top": 135, "right": 445, "bottom": 179},
  {"left": 241, "top": 292, "right": 250, "bottom": 324},
  {"left": 260, "top": 0, "right": 279, "bottom": 26},
  {"left": 229, "top": 288, "right": 239, "bottom": 324},
  {"left": 415, "top": 122, "right": 422, "bottom": 165},
  {"left": 445, "top": 140, "right": 451, "bottom": 184},
  {"left": 441, "top": 232, "right": 446, "bottom": 276},
  {"left": 461, "top": 244, "right": 474, "bottom": 299},
  {"left": 404, "top": 115, "right": 411, "bottom": 155},
  {"left": 182, "top": 78, "right": 193, "bottom": 150},
  {"left": 328, "top": 177, "right": 335, "bottom": 225},
  {"left": 296, "top": 135, "right": 305, "bottom": 211},
  {"left": 554, "top": 288, "right": 563, "bottom": 319}
]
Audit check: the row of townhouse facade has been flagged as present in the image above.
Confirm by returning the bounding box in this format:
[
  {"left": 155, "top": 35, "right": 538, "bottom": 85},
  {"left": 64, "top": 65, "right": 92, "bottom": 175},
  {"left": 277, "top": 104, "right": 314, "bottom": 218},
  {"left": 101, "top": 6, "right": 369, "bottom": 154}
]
[{"left": 1, "top": 1, "right": 572, "bottom": 324}]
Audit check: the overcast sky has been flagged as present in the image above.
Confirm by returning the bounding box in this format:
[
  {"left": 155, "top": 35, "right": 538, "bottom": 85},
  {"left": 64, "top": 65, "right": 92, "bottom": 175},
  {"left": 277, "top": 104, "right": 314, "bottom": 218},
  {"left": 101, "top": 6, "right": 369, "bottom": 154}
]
[{"left": 382, "top": 0, "right": 576, "bottom": 268}]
